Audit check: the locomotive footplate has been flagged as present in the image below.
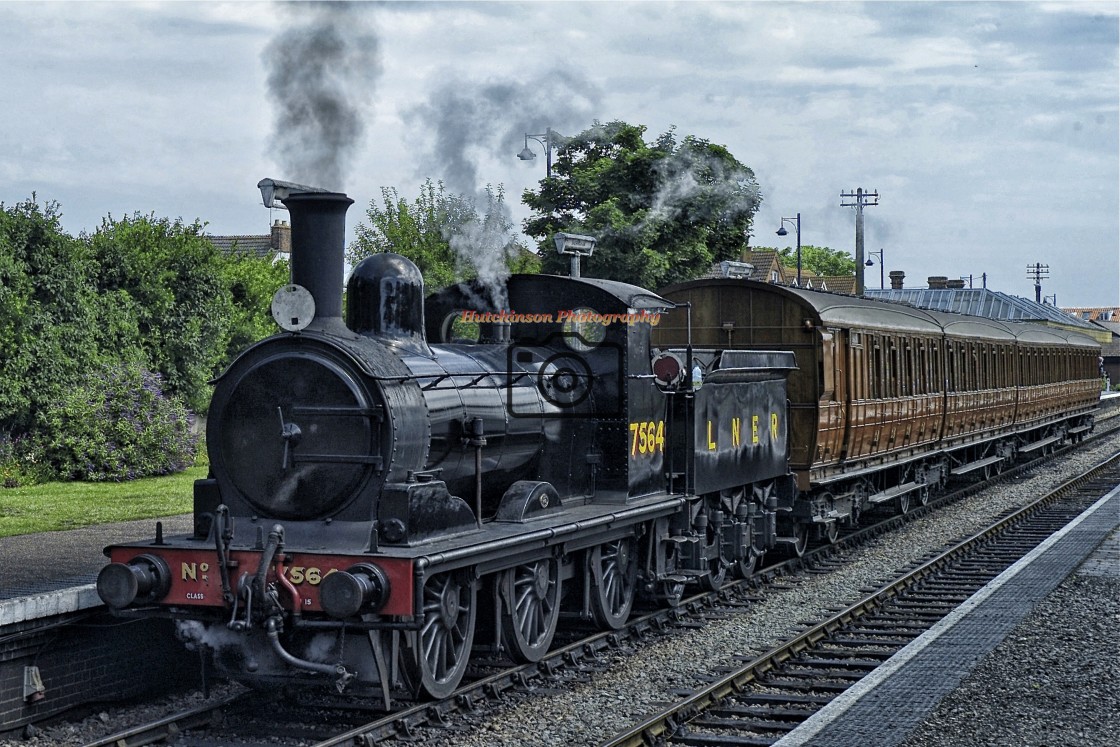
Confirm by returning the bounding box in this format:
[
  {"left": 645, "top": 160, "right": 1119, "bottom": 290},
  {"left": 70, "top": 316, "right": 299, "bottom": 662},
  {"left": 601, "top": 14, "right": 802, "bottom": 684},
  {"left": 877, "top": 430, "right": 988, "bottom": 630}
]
[{"left": 101, "top": 491, "right": 688, "bottom": 622}]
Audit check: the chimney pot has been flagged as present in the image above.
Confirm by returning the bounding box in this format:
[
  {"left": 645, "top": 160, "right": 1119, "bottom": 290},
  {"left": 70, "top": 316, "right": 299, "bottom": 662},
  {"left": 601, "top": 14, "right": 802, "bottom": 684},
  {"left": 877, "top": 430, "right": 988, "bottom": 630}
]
[
  {"left": 271, "top": 219, "right": 291, "bottom": 254},
  {"left": 889, "top": 270, "right": 905, "bottom": 290}
]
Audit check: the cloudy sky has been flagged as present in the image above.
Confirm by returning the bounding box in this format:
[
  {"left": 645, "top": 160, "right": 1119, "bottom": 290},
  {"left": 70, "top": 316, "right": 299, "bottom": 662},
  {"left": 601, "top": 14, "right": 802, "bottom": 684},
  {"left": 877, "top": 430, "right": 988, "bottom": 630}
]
[{"left": 2, "top": 0, "right": 1117, "bottom": 306}]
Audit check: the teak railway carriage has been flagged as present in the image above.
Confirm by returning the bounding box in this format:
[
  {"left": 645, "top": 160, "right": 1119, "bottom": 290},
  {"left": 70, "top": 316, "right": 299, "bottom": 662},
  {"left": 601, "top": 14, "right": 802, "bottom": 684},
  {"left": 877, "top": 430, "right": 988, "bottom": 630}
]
[
  {"left": 96, "top": 181, "right": 798, "bottom": 703},
  {"left": 655, "top": 279, "right": 1100, "bottom": 549}
]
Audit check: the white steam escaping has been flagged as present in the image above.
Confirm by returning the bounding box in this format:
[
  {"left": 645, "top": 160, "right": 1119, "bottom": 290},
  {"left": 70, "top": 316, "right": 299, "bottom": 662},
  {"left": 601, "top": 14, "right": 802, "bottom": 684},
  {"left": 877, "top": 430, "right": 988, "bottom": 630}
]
[
  {"left": 263, "top": 4, "right": 381, "bottom": 191},
  {"left": 444, "top": 185, "right": 521, "bottom": 310},
  {"left": 407, "top": 68, "right": 602, "bottom": 307},
  {"left": 645, "top": 134, "right": 761, "bottom": 233}
]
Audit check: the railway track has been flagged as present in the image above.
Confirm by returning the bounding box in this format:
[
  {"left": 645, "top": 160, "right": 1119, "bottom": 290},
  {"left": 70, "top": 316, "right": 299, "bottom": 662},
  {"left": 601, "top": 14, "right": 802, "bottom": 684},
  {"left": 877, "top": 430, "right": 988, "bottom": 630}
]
[
  {"left": 76, "top": 421, "right": 1120, "bottom": 747},
  {"left": 599, "top": 449, "right": 1120, "bottom": 747}
]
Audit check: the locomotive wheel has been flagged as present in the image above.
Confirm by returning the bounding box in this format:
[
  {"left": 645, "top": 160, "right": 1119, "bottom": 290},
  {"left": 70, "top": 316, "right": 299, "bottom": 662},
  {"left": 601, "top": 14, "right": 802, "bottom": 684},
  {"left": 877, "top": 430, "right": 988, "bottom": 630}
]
[
  {"left": 499, "top": 558, "right": 561, "bottom": 664},
  {"left": 589, "top": 538, "right": 638, "bottom": 630},
  {"left": 400, "top": 570, "right": 477, "bottom": 699},
  {"left": 897, "top": 493, "right": 911, "bottom": 515},
  {"left": 659, "top": 581, "right": 686, "bottom": 607}
]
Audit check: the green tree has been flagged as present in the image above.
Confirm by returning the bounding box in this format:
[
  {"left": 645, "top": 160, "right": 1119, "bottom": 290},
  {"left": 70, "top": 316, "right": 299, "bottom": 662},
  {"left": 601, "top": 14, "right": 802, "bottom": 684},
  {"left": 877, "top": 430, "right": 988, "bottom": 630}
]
[
  {"left": 761, "top": 244, "right": 857, "bottom": 277},
  {"left": 87, "top": 214, "right": 233, "bottom": 413},
  {"left": 1, "top": 196, "right": 293, "bottom": 485},
  {"left": 217, "top": 248, "right": 290, "bottom": 362},
  {"left": 0, "top": 197, "right": 107, "bottom": 434},
  {"left": 522, "top": 121, "right": 761, "bottom": 288},
  {"left": 348, "top": 180, "right": 538, "bottom": 292}
]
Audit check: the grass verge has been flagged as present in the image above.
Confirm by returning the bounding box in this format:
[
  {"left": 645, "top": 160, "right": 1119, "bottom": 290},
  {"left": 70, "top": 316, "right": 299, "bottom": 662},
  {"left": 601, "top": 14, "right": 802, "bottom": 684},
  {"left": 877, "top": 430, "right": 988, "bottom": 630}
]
[{"left": 0, "top": 465, "right": 202, "bottom": 538}]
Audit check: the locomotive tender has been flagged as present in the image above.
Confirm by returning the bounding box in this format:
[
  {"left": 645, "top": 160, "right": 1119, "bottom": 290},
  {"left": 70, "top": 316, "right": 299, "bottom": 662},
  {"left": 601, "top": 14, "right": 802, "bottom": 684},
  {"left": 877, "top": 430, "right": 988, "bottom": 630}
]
[{"left": 96, "top": 180, "right": 798, "bottom": 701}]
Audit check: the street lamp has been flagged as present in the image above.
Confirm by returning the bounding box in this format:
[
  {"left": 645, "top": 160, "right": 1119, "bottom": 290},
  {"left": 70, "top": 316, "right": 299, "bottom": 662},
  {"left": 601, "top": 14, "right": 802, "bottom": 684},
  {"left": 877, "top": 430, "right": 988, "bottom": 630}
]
[
  {"left": 517, "top": 128, "right": 559, "bottom": 178},
  {"left": 776, "top": 213, "right": 801, "bottom": 287},
  {"left": 865, "top": 248, "right": 884, "bottom": 290}
]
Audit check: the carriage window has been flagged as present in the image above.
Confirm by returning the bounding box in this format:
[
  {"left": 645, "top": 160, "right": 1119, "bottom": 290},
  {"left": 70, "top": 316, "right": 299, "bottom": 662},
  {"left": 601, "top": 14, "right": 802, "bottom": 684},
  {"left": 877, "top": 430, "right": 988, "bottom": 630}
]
[
  {"left": 872, "top": 338, "right": 883, "bottom": 399},
  {"left": 889, "top": 340, "right": 900, "bottom": 397},
  {"left": 904, "top": 342, "right": 915, "bottom": 395}
]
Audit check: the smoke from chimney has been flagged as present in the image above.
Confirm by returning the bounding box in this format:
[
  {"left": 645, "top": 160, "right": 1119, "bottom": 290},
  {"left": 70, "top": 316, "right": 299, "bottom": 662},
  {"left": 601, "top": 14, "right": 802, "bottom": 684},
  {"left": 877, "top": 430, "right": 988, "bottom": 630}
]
[
  {"left": 405, "top": 68, "right": 600, "bottom": 200},
  {"left": 405, "top": 68, "right": 602, "bottom": 306},
  {"left": 263, "top": 4, "right": 382, "bottom": 191}
]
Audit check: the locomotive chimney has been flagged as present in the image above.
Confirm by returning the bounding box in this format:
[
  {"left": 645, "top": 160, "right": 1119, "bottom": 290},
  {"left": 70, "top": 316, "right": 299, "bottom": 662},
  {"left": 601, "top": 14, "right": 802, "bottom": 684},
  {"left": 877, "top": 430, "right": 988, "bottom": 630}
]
[{"left": 258, "top": 179, "right": 353, "bottom": 331}]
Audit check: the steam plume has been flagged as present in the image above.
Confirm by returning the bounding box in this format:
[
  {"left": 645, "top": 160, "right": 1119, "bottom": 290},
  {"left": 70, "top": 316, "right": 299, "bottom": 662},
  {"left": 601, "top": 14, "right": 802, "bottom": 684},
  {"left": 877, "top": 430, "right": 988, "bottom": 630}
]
[
  {"left": 406, "top": 68, "right": 601, "bottom": 306},
  {"left": 406, "top": 68, "right": 600, "bottom": 199},
  {"left": 263, "top": 4, "right": 381, "bottom": 191}
]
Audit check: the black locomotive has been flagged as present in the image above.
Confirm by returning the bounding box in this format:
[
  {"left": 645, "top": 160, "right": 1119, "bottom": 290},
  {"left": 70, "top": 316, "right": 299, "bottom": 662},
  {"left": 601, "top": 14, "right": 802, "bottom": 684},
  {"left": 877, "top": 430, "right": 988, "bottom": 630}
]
[{"left": 97, "top": 180, "right": 798, "bottom": 701}]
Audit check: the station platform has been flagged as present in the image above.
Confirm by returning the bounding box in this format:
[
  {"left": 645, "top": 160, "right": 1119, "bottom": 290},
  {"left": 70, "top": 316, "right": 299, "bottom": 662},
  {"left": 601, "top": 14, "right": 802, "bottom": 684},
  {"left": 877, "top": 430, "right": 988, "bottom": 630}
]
[
  {"left": 0, "top": 514, "right": 198, "bottom": 733},
  {"left": 0, "top": 514, "right": 192, "bottom": 623},
  {"left": 772, "top": 484, "right": 1120, "bottom": 747}
]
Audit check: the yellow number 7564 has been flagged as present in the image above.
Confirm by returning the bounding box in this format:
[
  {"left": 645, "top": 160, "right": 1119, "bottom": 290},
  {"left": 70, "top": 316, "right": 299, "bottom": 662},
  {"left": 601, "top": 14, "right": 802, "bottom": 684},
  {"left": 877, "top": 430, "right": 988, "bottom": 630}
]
[{"left": 629, "top": 420, "right": 665, "bottom": 456}]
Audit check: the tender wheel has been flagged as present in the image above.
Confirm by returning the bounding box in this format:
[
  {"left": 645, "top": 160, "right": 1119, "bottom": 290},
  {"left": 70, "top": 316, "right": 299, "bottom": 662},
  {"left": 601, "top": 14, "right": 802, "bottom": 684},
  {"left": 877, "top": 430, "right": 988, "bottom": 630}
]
[
  {"left": 701, "top": 559, "right": 728, "bottom": 591},
  {"left": 898, "top": 492, "right": 911, "bottom": 515},
  {"left": 500, "top": 558, "right": 561, "bottom": 664},
  {"left": 732, "top": 550, "right": 758, "bottom": 579},
  {"left": 792, "top": 523, "right": 809, "bottom": 556},
  {"left": 700, "top": 503, "right": 728, "bottom": 591},
  {"left": 400, "top": 570, "right": 477, "bottom": 699},
  {"left": 824, "top": 520, "right": 840, "bottom": 544},
  {"left": 917, "top": 484, "right": 931, "bottom": 506},
  {"left": 589, "top": 538, "right": 638, "bottom": 629}
]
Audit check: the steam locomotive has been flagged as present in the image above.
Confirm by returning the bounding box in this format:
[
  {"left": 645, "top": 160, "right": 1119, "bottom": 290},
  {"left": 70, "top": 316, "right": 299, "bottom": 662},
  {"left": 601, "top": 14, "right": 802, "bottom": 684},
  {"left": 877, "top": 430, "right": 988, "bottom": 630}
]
[
  {"left": 97, "top": 180, "right": 798, "bottom": 702},
  {"left": 97, "top": 179, "right": 1100, "bottom": 703}
]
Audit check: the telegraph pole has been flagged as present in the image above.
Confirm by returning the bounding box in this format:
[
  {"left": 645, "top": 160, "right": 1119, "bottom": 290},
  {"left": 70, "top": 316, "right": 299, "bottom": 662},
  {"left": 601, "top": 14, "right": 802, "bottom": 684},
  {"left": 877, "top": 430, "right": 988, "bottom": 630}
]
[
  {"left": 1026, "top": 263, "right": 1049, "bottom": 304},
  {"left": 841, "top": 188, "right": 879, "bottom": 295}
]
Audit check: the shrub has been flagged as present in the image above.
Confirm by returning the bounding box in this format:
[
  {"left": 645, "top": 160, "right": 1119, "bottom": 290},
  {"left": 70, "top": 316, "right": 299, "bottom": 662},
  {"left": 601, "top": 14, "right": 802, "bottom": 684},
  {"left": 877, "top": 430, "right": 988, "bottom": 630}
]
[
  {"left": 24, "top": 363, "right": 198, "bottom": 482},
  {"left": 0, "top": 434, "right": 42, "bottom": 488}
]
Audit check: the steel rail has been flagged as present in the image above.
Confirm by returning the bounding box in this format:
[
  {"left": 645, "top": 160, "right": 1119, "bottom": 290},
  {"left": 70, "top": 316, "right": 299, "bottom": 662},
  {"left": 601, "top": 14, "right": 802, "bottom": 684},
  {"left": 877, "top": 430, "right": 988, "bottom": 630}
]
[
  {"left": 79, "top": 690, "right": 246, "bottom": 747},
  {"left": 599, "top": 448, "right": 1120, "bottom": 747}
]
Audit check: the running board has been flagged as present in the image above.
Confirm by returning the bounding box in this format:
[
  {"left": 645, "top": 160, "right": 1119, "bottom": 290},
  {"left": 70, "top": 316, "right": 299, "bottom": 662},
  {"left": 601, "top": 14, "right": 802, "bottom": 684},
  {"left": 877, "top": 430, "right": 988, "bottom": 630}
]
[
  {"left": 950, "top": 455, "right": 1004, "bottom": 476},
  {"left": 868, "top": 481, "right": 922, "bottom": 504},
  {"left": 1018, "top": 435, "right": 1062, "bottom": 454}
]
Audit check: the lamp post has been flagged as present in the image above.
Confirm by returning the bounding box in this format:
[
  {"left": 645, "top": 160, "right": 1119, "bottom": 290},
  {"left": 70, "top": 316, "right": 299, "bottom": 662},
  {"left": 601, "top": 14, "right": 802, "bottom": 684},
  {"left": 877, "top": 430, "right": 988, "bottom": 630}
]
[
  {"left": 865, "top": 248, "right": 884, "bottom": 290},
  {"left": 776, "top": 213, "right": 801, "bottom": 286},
  {"left": 554, "top": 232, "right": 596, "bottom": 279},
  {"left": 517, "top": 128, "right": 558, "bottom": 177}
]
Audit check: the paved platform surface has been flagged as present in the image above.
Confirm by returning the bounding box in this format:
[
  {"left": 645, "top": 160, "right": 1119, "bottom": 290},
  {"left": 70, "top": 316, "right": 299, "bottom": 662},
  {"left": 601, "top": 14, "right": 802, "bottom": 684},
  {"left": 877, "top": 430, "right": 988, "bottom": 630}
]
[
  {"left": 0, "top": 514, "right": 193, "bottom": 624},
  {"left": 772, "top": 485, "right": 1120, "bottom": 747}
]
